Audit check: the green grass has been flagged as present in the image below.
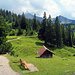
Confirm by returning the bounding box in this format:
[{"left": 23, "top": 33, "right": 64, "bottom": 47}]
[
  {"left": 6, "top": 36, "right": 21, "bottom": 40},
  {"left": 6, "top": 36, "right": 75, "bottom": 75}
]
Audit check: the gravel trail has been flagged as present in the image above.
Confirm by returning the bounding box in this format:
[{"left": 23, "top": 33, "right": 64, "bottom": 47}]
[{"left": 0, "top": 56, "right": 20, "bottom": 75}]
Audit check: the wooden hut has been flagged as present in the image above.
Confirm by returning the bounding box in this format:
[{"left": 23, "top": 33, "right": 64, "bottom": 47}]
[{"left": 37, "top": 46, "right": 54, "bottom": 58}]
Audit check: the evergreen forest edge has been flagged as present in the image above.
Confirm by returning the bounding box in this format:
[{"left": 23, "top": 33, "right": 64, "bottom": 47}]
[{"left": 0, "top": 9, "right": 75, "bottom": 54}]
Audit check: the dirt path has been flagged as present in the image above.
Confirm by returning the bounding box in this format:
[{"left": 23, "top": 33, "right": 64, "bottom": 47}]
[
  {"left": 7, "top": 35, "right": 38, "bottom": 42},
  {"left": 5, "top": 36, "right": 39, "bottom": 74},
  {"left": 0, "top": 56, "right": 20, "bottom": 75},
  {"left": 0, "top": 56, "right": 39, "bottom": 75},
  {"left": 7, "top": 37, "right": 21, "bottom": 42}
]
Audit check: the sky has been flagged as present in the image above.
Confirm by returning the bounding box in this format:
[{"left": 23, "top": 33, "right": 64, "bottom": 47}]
[{"left": 0, "top": 0, "right": 75, "bottom": 19}]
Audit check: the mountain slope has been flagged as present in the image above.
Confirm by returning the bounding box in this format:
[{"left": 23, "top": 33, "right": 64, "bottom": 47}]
[
  {"left": 24, "top": 13, "right": 43, "bottom": 22},
  {"left": 25, "top": 12, "right": 75, "bottom": 25},
  {"left": 52, "top": 15, "right": 75, "bottom": 25}
]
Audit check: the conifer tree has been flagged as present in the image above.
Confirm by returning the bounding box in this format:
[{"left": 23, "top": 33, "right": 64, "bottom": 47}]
[
  {"left": 61, "top": 24, "right": 66, "bottom": 45},
  {"left": 38, "top": 12, "right": 46, "bottom": 41},
  {"left": 14, "top": 17, "right": 19, "bottom": 28},
  {"left": 72, "top": 30, "right": 74, "bottom": 45},
  {"left": 55, "top": 16, "right": 62, "bottom": 47},
  {"left": 17, "top": 25, "right": 22, "bottom": 35},
  {"left": 68, "top": 24, "right": 72, "bottom": 47},
  {"left": 45, "top": 15, "right": 56, "bottom": 46},
  {"left": 0, "top": 13, "right": 7, "bottom": 45},
  {"left": 33, "top": 14, "right": 38, "bottom": 32},
  {"left": 0, "top": 13, "right": 8, "bottom": 54},
  {"left": 20, "top": 12, "right": 28, "bottom": 30}
]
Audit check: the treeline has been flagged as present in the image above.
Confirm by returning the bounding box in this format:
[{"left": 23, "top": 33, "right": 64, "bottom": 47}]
[
  {"left": 0, "top": 12, "right": 12, "bottom": 54},
  {"left": 0, "top": 9, "right": 75, "bottom": 48},
  {"left": 0, "top": 9, "right": 40, "bottom": 36},
  {"left": 38, "top": 12, "right": 75, "bottom": 48},
  {"left": 0, "top": 9, "right": 41, "bottom": 54}
]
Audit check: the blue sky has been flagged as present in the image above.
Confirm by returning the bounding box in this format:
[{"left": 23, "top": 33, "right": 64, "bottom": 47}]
[{"left": 0, "top": 0, "right": 75, "bottom": 19}]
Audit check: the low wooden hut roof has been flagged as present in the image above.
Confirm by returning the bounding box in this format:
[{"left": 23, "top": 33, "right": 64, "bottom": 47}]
[{"left": 37, "top": 46, "right": 54, "bottom": 57}]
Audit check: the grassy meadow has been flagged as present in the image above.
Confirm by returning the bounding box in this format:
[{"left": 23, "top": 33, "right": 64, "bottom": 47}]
[{"left": 6, "top": 36, "right": 75, "bottom": 75}]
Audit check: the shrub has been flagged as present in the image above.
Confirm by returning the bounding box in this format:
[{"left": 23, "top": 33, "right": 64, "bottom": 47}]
[
  {"left": 0, "top": 42, "right": 12, "bottom": 54},
  {"left": 5, "top": 42, "right": 12, "bottom": 52},
  {"left": 9, "top": 29, "right": 15, "bottom": 36},
  {"left": 23, "top": 30, "right": 26, "bottom": 36},
  {"left": 11, "top": 51, "right": 15, "bottom": 56}
]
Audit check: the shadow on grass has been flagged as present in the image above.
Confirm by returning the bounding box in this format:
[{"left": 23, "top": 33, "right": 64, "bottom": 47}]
[
  {"left": 18, "top": 65, "right": 30, "bottom": 71},
  {"left": 36, "top": 57, "right": 40, "bottom": 58},
  {"left": 35, "top": 42, "right": 44, "bottom": 46},
  {"left": 18, "top": 65, "right": 25, "bottom": 70},
  {"left": 13, "top": 61, "right": 20, "bottom": 63}
]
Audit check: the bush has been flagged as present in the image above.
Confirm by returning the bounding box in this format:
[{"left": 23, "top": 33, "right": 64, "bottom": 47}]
[
  {"left": 26, "top": 30, "right": 37, "bottom": 36},
  {"left": 23, "top": 30, "right": 26, "bottom": 36},
  {"left": 15, "top": 29, "right": 18, "bottom": 36},
  {"left": 5, "top": 42, "right": 12, "bottom": 52},
  {"left": 9, "top": 29, "right": 15, "bottom": 36},
  {"left": 11, "top": 51, "right": 15, "bottom": 56},
  {"left": 0, "top": 42, "right": 12, "bottom": 54}
]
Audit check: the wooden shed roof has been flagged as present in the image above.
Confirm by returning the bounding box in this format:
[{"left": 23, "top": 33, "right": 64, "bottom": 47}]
[{"left": 37, "top": 46, "right": 54, "bottom": 57}]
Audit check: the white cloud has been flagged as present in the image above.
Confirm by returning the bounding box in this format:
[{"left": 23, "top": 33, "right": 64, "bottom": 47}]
[
  {"left": 43, "top": 0, "right": 60, "bottom": 18},
  {"left": 60, "top": 0, "right": 75, "bottom": 18},
  {"left": 12, "top": 0, "right": 60, "bottom": 18},
  {"left": 1, "top": 0, "right": 75, "bottom": 19},
  {"left": 71, "top": 12, "right": 75, "bottom": 17}
]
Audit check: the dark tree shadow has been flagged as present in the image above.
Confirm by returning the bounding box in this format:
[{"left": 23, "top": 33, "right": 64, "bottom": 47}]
[
  {"left": 35, "top": 42, "right": 44, "bottom": 46},
  {"left": 36, "top": 57, "right": 40, "bottom": 58}
]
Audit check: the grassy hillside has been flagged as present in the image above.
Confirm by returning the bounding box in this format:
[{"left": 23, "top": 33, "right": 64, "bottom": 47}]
[{"left": 6, "top": 36, "right": 75, "bottom": 75}]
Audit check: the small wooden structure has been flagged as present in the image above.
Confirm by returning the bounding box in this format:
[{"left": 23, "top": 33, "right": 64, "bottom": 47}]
[
  {"left": 37, "top": 46, "right": 54, "bottom": 58},
  {"left": 20, "top": 58, "right": 29, "bottom": 70}
]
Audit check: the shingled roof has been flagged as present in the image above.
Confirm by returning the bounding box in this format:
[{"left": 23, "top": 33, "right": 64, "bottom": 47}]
[{"left": 37, "top": 46, "right": 54, "bottom": 57}]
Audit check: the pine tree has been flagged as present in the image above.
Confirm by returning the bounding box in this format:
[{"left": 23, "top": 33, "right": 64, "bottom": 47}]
[
  {"left": 0, "top": 14, "right": 7, "bottom": 45},
  {"left": 72, "top": 30, "right": 74, "bottom": 45},
  {"left": 17, "top": 25, "right": 22, "bottom": 35},
  {"left": 14, "top": 17, "right": 19, "bottom": 28},
  {"left": 44, "top": 15, "right": 56, "bottom": 46},
  {"left": 33, "top": 14, "right": 38, "bottom": 31},
  {"left": 8, "top": 11, "right": 13, "bottom": 23},
  {"left": 0, "top": 13, "right": 8, "bottom": 54},
  {"left": 17, "top": 14, "right": 21, "bottom": 25},
  {"left": 38, "top": 12, "right": 46, "bottom": 41},
  {"left": 55, "top": 16, "right": 62, "bottom": 48},
  {"left": 61, "top": 24, "right": 66, "bottom": 45},
  {"left": 20, "top": 12, "right": 28, "bottom": 30},
  {"left": 68, "top": 24, "right": 72, "bottom": 47}
]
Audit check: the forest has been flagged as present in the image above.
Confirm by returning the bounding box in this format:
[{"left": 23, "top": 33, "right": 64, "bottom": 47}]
[{"left": 0, "top": 9, "right": 75, "bottom": 54}]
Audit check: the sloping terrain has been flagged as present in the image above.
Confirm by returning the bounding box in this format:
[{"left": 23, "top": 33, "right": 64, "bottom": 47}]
[
  {"left": 6, "top": 36, "right": 75, "bottom": 75},
  {"left": 0, "top": 56, "right": 20, "bottom": 75}
]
